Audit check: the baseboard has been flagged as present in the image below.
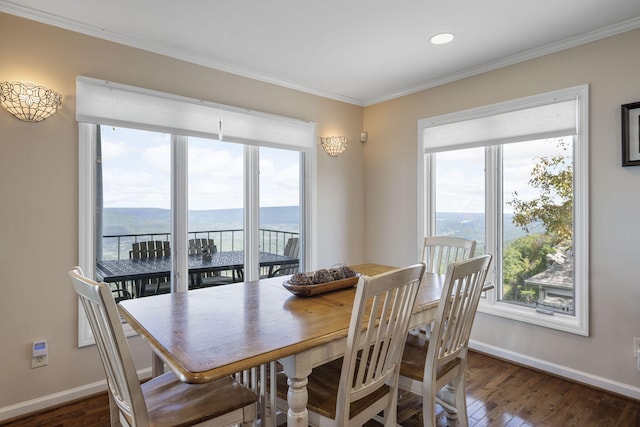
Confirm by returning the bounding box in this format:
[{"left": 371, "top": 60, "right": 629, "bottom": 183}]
[
  {"left": 0, "top": 367, "right": 152, "bottom": 422},
  {"left": 469, "top": 339, "right": 640, "bottom": 401},
  {"left": 4, "top": 347, "right": 640, "bottom": 422}
]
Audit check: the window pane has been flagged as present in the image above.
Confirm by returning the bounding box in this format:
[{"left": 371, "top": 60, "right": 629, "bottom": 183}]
[
  {"left": 99, "top": 126, "right": 171, "bottom": 257},
  {"left": 187, "top": 137, "right": 244, "bottom": 285},
  {"left": 259, "top": 146, "right": 301, "bottom": 277},
  {"left": 434, "top": 147, "right": 486, "bottom": 253},
  {"left": 501, "top": 137, "right": 574, "bottom": 314},
  {"left": 98, "top": 125, "right": 172, "bottom": 297}
]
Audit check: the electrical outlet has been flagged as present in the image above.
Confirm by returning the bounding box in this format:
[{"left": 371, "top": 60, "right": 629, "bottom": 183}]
[
  {"left": 634, "top": 338, "right": 640, "bottom": 359},
  {"left": 31, "top": 355, "right": 48, "bottom": 368}
]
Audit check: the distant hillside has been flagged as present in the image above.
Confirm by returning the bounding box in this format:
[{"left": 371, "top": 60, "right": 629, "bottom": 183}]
[
  {"left": 99, "top": 208, "right": 542, "bottom": 260},
  {"left": 435, "top": 211, "right": 543, "bottom": 250},
  {"left": 102, "top": 206, "right": 299, "bottom": 235},
  {"left": 102, "top": 208, "right": 536, "bottom": 243}
]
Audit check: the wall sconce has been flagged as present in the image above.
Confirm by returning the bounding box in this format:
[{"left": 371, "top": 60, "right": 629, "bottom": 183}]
[
  {"left": 320, "top": 136, "right": 348, "bottom": 157},
  {"left": 0, "top": 81, "right": 62, "bottom": 122}
]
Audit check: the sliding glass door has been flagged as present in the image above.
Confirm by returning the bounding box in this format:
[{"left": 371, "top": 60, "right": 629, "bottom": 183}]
[{"left": 94, "top": 126, "right": 304, "bottom": 297}]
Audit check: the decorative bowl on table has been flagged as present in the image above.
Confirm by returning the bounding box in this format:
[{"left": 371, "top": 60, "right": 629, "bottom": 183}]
[{"left": 283, "top": 265, "right": 361, "bottom": 297}]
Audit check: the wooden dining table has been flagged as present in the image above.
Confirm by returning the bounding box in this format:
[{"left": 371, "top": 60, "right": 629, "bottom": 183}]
[{"left": 117, "top": 263, "right": 444, "bottom": 427}]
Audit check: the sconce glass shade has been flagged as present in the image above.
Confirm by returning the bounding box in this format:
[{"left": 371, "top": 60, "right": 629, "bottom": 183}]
[
  {"left": 320, "top": 136, "right": 348, "bottom": 157},
  {"left": 0, "top": 81, "right": 62, "bottom": 122}
]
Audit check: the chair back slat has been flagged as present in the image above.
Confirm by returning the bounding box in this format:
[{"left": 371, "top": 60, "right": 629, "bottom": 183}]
[
  {"left": 421, "top": 236, "right": 476, "bottom": 275},
  {"left": 428, "top": 255, "right": 492, "bottom": 371},
  {"left": 336, "top": 263, "right": 426, "bottom": 423},
  {"left": 130, "top": 241, "right": 172, "bottom": 295},
  {"left": 69, "top": 267, "right": 149, "bottom": 426},
  {"left": 284, "top": 237, "right": 300, "bottom": 257},
  {"left": 131, "top": 240, "right": 171, "bottom": 259},
  {"left": 157, "top": 240, "right": 170, "bottom": 257},
  {"left": 268, "top": 237, "right": 300, "bottom": 277},
  {"left": 188, "top": 238, "right": 217, "bottom": 255}
]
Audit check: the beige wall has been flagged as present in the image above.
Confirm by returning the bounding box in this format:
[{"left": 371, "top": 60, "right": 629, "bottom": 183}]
[
  {"left": 3, "top": 9, "right": 640, "bottom": 418},
  {"left": 0, "top": 13, "right": 364, "bottom": 413},
  {"left": 364, "top": 29, "right": 640, "bottom": 393}
]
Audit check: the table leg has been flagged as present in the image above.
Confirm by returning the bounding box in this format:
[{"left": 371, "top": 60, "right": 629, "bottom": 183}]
[
  {"left": 280, "top": 354, "right": 311, "bottom": 427},
  {"left": 151, "top": 353, "right": 164, "bottom": 377}
]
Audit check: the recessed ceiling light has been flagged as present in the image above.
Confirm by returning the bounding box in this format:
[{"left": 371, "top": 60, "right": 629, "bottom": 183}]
[{"left": 430, "top": 32, "right": 455, "bottom": 45}]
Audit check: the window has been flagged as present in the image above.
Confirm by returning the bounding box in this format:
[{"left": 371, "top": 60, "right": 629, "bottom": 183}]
[
  {"left": 418, "top": 85, "right": 589, "bottom": 335},
  {"left": 77, "top": 77, "right": 316, "bottom": 346}
]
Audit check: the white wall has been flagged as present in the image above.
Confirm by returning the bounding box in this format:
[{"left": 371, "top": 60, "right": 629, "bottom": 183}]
[{"left": 363, "top": 29, "right": 640, "bottom": 396}]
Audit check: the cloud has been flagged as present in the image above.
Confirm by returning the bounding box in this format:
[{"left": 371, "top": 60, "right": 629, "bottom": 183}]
[{"left": 101, "top": 131, "right": 300, "bottom": 210}]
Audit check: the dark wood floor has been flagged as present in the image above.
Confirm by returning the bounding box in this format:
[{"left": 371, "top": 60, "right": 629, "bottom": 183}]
[{"left": 2, "top": 351, "right": 639, "bottom": 427}]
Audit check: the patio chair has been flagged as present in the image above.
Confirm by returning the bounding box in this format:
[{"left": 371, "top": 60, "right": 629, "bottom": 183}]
[
  {"left": 188, "top": 238, "right": 234, "bottom": 287},
  {"left": 264, "top": 237, "right": 300, "bottom": 277},
  {"left": 273, "top": 262, "right": 426, "bottom": 426},
  {"left": 398, "top": 254, "right": 492, "bottom": 427},
  {"left": 130, "top": 240, "right": 171, "bottom": 296},
  {"left": 68, "top": 266, "right": 257, "bottom": 427},
  {"left": 110, "top": 287, "right": 132, "bottom": 303}
]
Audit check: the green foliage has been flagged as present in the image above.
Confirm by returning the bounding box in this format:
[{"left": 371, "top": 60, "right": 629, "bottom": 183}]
[
  {"left": 502, "top": 234, "right": 555, "bottom": 303},
  {"left": 507, "top": 139, "right": 573, "bottom": 244},
  {"left": 503, "top": 138, "right": 573, "bottom": 305}
]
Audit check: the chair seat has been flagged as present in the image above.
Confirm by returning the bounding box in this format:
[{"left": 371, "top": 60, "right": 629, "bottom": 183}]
[
  {"left": 399, "top": 334, "right": 462, "bottom": 383},
  {"left": 272, "top": 264, "right": 425, "bottom": 426},
  {"left": 274, "top": 357, "right": 390, "bottom": 421},
  {"left": 142, "top": 371, "right": 257, "bottom": 427},
  {"left": 69, "top": 266, "right": 257, "bottom": 427},
  {"left": 398, "top": 255, "right": 492, "bottom": 427},
  {"left": 199, "top": 274, "right": 235, "bottom": 287}
]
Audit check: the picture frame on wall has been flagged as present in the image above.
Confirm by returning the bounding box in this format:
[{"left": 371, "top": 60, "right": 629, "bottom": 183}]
[{"left": 622, "top": 102, "right": 640, "bottom": 166}]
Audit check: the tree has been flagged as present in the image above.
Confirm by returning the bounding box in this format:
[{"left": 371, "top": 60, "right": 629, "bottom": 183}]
[
  {"left": 502, "top": 138, "right": 574, "bottom": 306},
  {"left": 502, "top": 234, "right": 555, "bottom": 302},
  {"left": 507, "top": 138, "right": 573, "bottom": 245}
]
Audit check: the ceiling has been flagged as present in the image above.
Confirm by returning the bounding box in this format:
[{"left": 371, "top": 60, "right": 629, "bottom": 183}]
[{"left": 2, "top": 0, "right": 640, "bottom": 106}]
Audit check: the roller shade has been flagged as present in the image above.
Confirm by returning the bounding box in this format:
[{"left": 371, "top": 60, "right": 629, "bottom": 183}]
[
  {"left": 423, "top": 90, "right": 580, "bottom": 153},
  {"left": 76, "top": 76, "right": 315, "bottom": 150}
]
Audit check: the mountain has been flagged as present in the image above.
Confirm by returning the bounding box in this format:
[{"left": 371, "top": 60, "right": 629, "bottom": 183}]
[
  {"left": 435, "top": 211, "right": 544, "bottom": 250},
  {"left": 103, "top": 208, "right": 535, "bottom": 241},
  {"left": 102, "top": 206, "right": 299, "bottom": 236}
]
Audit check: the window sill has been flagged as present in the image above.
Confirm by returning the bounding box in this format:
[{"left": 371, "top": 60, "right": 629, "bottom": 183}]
[{"left": 477, "top": 299, "right": 588, "bottom": 336}]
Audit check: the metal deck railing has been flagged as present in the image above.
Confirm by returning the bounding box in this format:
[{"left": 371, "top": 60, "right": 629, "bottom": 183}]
[{"left": 101, "top": 228, "right": 299, "bottom": 260}]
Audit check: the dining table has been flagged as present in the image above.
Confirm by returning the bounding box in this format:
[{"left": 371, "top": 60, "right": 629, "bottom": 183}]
[
  {"left": 117, "top": 263, "right": 445, "bottom": 427},
  {"left": 97, "top": 250, "right": 299, "bottom": 296}
]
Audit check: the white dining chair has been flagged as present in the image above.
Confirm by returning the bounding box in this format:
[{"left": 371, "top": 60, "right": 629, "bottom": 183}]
[
  {"left": 68, "top": 266, "right": 257, "bottom": 427},
  {"left": 273, "top": 263, "right": 426, "bottom": 426},
  {"left": 416, "top": 236, "right": 477, "bottom": 339},
  {"left": 398, "top": 254, "right": 492, "bottom": 427},
  {"left": 421, "top": 236, "right": 476, "bottom": 274}
]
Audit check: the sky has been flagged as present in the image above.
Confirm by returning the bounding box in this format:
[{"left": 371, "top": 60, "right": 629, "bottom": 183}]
[
  {"left": 434, "top": 137, "right": 572, "bottom": 213},
  {"left": 101, "top": 126, "right": 570, "bottom": 214},
  {"left": 100, "top": 126, "right": 300, "bottom": 210}
]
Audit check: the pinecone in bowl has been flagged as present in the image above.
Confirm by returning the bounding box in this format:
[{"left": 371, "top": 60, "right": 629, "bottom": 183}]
[
  {"left": 312, "top": 269, "right": 333, "bottom": 284},
  {"left": 289, "top": 273, "right": 313, "bottom": 286},
  {"left": 330, "top": 267, "right": 345, "bottom": 280}
]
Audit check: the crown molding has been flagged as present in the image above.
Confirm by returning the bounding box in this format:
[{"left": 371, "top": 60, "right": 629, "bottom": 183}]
[
  {"left": 0, "top": 1, "right": 365, "bottom": 106},
  {"left": 364, "top": 16, "right": 640, "bottom": 106},
  {"left": 2, "top": 1, "right": 639, "bottom": 107}
]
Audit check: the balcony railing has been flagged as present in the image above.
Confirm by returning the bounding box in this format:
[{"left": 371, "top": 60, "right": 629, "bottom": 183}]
[{"left": 101, "top": 228, "right": 299, "bottom": 260}]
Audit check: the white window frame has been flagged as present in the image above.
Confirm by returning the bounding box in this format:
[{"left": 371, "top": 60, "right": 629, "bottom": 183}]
[
  {"left": 77, "top": 78, "right": 317, "bottom": 346},
  {"left": 417, "top": 85, "right": 589, "bottom": 336}
]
